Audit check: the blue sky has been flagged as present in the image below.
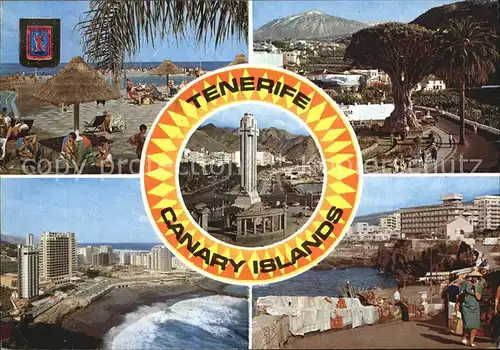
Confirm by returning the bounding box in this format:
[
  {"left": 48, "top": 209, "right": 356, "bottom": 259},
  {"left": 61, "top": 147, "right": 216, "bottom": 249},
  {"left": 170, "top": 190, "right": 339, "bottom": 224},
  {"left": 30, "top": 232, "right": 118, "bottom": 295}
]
[
  {"left": 200, "top": 102, "right": 310, "bottom": 135},
  {"left": 357, "top": 176, "right": 500, "bottom": 216},
  {"left": 253, "top": 0, "right": 457, "bottom": 29},
  {"left": 1, "top": 178, "right": 159, "bottom": 243},
  {"left": 0, "top": 1, "right": 247, "bottom": 64}
]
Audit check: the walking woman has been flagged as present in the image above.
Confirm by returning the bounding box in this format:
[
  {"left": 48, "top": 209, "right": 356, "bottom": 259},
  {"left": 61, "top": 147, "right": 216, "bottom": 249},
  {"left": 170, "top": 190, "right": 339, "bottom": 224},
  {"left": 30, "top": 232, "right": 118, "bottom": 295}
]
[
  {"left": 458, "top": 270, "right": 483, "bottom": 347},
  {"left": 493, "top": 286, "right": 500, "bottom": 339}
]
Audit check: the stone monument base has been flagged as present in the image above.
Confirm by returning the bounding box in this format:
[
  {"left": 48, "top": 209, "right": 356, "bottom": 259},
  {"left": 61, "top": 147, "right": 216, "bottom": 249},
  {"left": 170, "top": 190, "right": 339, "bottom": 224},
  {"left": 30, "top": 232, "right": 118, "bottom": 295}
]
[{"left": 233, "top": 192, "right": 261, "bottom": 210}]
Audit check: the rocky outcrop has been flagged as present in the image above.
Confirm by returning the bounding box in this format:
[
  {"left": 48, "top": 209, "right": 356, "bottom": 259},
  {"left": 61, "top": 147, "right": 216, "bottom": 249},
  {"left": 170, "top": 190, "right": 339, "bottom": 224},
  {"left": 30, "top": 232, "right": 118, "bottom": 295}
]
[
  {"left": 377, "top": 240, "right": 477, "bottom": 285},
  {"left": 35, "top": 297, "right": 90, "bottom": 324}
]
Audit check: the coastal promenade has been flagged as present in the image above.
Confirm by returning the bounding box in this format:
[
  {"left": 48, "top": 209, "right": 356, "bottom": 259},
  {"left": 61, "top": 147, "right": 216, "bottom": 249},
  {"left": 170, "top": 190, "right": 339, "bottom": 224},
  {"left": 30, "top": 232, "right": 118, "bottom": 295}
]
[
  {"left": 33, "top": 272, "right": 199, "bottom": 321},
  {"left": 284, "top": 316, "right": 495, "bottom": 349},
  {"left": 416, "top": 106, "right": 500, "bottom": 173}
]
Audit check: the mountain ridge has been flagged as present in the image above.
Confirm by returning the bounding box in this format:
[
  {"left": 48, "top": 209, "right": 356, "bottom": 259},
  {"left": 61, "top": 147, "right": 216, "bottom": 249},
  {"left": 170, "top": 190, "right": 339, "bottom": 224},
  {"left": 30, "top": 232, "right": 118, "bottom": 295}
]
[
  {"left": 185, "top": 124, "right": 321, "bottom": 161},
  {"left": 254, "top": 10, "right": 368, "bottom": 40}
]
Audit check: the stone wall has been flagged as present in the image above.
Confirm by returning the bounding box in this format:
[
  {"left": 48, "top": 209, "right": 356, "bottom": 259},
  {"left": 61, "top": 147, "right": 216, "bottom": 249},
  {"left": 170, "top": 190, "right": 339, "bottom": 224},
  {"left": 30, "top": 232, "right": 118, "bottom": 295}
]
[{"left": 252, "top": 314, "right": 291, "bottom": 349}]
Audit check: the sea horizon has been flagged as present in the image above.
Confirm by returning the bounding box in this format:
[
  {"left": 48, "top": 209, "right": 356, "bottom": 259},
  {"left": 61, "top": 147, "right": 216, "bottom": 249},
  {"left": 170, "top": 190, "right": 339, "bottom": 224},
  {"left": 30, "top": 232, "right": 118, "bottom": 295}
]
[
  {"left": 0, "top": 60, "right": 232, "bottom": 77},
  {"left": 77, "top": 242, "right": 162, "bottom": 251}
]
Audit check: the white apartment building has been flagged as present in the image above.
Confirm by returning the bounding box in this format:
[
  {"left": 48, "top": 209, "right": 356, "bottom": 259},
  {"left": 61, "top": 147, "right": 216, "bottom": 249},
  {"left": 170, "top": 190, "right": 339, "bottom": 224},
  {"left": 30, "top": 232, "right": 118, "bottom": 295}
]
[
  {"left": 473, "top": 195, "right": 500, "bottom": 230},
  {"left": 352, "top": 222, "right": 379, "bottom": 234},
  {"left": 379, "top": 212, "right": 401, "bottom": 233},
  {"left": 130, "top": 252, "right": 151, "bottom": 268},
  {"left": 283, "top": 51, "right": 301, "bottom": 66},
  {"left": 232, "top": 151, "right": 275, "bottom": 167},
  {"left": 26, "top": 233, "right": 34, "bottom": 246},
  {"left": 77, "top": 246, "right": 94, "bottom": 264},
  {"left": 188, "top": 151, "right": 207, "bottom": 166},
  {"left": 17, "top": 245, "right": 39, "bottom": 300},
  {"left": 119, "top": 251, "right": 131, "bottom": 265},
  {"left": 211, "top": 152, "right": 232, "bottom": 166},
  {"left": 256, "top": 151, "right": 275, "bottom": 166},
  {"left": 172, "top": 257, "right": 188, "bottom": 270},
  {"left": 346, "top": 227, "right": 391, "bottom": 242},
  {"left": 40, "top": 232, "right": 76, "bottom": 285},
  {"left": 151, "top": 245, "right": 173, "bottom": 272},
  {"left": 251, "top": 52, "right": 284, "bottom": 68},
  {"left": 232, "top": 151, "right": 240, "bottom": 167},
  {"left": 400, "top": 194, "right": 498, "bottom": 238},
  {"left": 99, "top": 245, "right": 113, "bottom": 263},
  {"left": 92, "top": 252, "right": 110, "bottom": 266}
]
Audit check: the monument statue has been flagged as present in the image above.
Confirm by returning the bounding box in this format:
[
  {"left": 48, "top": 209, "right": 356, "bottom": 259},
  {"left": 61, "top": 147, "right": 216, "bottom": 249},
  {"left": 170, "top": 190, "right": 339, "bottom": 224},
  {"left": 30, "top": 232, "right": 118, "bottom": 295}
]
[{"left": 234, "top": 112, "right": 261, "bottom": 208}]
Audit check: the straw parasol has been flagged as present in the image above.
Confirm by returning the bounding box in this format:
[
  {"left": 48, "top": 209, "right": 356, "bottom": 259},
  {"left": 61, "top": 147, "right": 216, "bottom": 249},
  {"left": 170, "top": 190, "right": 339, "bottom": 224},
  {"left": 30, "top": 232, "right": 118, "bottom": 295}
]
[
  {"left": 33, "top": 56, "right": 120, "bottom": 138},
  {"left": 151, "top": 59, "right": 183, "bottom": 87},
  {"left": 228, "top": 54, "right": 248, "bottom": 66}
]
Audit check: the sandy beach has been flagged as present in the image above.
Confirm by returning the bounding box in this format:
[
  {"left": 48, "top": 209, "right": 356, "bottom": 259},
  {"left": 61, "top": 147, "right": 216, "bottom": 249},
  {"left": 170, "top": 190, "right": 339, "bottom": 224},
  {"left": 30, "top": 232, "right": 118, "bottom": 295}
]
[{"left": 24, "top": 283, "right": 209, "bottom": 349}]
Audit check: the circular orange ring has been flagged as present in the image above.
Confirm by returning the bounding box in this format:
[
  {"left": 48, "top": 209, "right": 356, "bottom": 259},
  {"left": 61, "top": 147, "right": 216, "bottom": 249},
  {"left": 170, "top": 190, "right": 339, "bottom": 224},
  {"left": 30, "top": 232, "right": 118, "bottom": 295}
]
[{"left": 141, "top": 64, "right": 363, "bottom": 285}]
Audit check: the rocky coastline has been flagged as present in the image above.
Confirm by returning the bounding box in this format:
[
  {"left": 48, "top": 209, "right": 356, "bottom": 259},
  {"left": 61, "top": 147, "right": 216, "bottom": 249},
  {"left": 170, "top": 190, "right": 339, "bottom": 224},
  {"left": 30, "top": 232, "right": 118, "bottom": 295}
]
[{"left": 315, "top": 240, "right": 477, "bottom": 284}]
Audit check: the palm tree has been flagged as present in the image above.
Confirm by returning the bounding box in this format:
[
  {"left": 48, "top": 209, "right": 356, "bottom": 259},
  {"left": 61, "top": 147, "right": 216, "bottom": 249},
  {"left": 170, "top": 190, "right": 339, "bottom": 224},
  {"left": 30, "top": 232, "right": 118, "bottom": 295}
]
[
  {"left": 77, "top": 0, "right": 248, "bottom": 91},
  {"left": 435, "top": 16, "right": 498, "bottom": 145}
]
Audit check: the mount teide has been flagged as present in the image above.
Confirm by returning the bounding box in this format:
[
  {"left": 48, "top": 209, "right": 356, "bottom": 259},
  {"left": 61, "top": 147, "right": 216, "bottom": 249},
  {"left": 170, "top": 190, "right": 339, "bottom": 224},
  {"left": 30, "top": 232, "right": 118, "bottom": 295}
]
[{"left": 254, "top": 10, "right": 368, "bottom": 40}]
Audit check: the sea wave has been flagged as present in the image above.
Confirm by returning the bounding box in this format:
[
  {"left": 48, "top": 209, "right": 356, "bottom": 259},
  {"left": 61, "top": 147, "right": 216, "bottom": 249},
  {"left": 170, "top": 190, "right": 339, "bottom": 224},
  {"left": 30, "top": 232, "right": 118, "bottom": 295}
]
[{"left": 104, "top": 295, "right": 248, "bottom": 349}]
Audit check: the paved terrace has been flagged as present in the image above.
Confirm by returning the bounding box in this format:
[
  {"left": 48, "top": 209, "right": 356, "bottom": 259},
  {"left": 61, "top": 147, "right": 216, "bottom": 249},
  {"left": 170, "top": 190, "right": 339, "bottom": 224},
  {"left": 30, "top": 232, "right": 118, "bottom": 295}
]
[
  {"left": 284, "top": 316, "right": 496, "bottom": 349},
  {"left": 3, "top": 96, "right": 167, "bottom": 174}
]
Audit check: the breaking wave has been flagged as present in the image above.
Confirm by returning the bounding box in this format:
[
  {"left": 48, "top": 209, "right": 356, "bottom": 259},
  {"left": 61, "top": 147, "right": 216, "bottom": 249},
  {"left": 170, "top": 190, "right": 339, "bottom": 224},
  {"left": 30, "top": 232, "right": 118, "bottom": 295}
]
[{"left": 104, "top": 295, "right": 248, "bottom": 349}]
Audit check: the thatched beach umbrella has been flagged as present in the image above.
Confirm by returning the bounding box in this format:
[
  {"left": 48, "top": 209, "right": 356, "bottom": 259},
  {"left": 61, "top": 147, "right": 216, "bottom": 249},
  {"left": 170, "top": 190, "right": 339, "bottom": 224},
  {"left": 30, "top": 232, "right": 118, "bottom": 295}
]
[
  {"left": 151, "top": 59, "right": 183, "bottom": 87},
  {"left": 228, "top": 54, "right": 247, "bottom": 66},
  {"left": 33, "top": 56, "right": 120, "bottom": 138}
]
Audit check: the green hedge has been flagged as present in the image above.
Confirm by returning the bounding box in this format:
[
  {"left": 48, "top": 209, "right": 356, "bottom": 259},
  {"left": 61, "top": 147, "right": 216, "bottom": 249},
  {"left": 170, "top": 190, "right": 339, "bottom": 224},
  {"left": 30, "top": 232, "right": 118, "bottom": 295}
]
[
  {"left": 413, "top": 90, "right": 500, "bottom": 129},
  {"left": 329, "top": 88, "right": 499, "bottom": 129}
]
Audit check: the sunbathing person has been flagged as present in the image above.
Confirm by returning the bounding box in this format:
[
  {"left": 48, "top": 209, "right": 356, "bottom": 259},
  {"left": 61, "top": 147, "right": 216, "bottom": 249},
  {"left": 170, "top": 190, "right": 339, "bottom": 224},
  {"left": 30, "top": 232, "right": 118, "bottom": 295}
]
[
  {"left": 0, "top": 115, "right": 7, "bottom": 160},
  {"left": 17, "top": 135, "right": 37, "bottom": 159},
  {"left": 99, "top": 111, "right": 112, "bottom": 133},
  {"left": 5, "top": 119, "right": 29, "bottom": 140},
  {"left": 62, "top": 132, "right": 77, "bottom": 160},
  {"left": 97, "top": 136, "right": 113, "bottom": 167}
]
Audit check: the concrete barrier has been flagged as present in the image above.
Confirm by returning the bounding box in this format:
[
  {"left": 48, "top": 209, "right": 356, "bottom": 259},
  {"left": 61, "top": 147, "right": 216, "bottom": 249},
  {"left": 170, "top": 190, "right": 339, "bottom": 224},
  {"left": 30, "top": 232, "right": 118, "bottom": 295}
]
[
  {"left": 416, "top": 106, "right": 500, "bottom": 139},
  {"left": 361, "top": 142, "right": 379, "bottom": 156},
  {"left": 252, "top": 314, "right": 291, "bottom": 349}
]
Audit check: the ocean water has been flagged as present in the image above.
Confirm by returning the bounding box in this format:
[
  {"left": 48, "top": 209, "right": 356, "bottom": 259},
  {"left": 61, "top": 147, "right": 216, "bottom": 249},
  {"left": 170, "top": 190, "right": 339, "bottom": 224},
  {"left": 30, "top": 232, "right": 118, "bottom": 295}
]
[
  {"left": 78, "top": 243, "right": 160, "bottom": 251},
  {"left": 295, "top": 183, "right": 323, "bottom": 194},
  {"left": 0, "top": 61, "right": 229, "bottom": 77},
  {"left": 105, "top": 295, "right": 248, "bottom": 349},
  {"left": 253, "top": 267, "right": 397, "bottom": 299}
]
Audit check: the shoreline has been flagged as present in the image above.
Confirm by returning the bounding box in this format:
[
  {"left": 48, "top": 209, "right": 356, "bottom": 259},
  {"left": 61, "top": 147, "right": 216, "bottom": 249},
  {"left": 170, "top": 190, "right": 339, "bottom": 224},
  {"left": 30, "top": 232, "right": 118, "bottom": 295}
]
[{"left": 24, "top": 280, "right": 246, "bottom": 349}]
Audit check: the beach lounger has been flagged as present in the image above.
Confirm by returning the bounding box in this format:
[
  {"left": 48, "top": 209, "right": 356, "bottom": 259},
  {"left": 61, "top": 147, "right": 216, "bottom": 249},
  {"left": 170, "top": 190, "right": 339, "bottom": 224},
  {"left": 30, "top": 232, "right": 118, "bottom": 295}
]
[{"left": 83, "top": 115, "right": 106, "bottom": 133}]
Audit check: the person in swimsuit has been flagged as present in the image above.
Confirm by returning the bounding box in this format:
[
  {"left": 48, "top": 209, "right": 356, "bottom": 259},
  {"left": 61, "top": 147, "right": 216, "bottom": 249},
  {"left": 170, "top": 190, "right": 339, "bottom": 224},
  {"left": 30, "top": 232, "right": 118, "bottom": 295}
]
[
  {"left": 62, "top": 132, "right": 77, "bottom": 161},
  {"left": 0, "top": 114, "right": 8, "bottom": 160},
  {"left": 129, "top": 124, "right": 147, "bottom": 159},
  {"left": 99, "top": 111, "right": 112, "bottom": 133},
  {"left": 18, "top": 135, "right": 37, "bottom": 159},
  {"left": 97, "top": 136, "right": 113, "bottom": 167}
]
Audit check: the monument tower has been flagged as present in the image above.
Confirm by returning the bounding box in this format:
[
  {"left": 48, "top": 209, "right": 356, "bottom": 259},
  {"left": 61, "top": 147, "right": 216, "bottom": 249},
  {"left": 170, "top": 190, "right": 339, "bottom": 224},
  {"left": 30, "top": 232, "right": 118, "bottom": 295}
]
[{"left": 234, "top": 112, "right": 261, "bottom": 208}]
